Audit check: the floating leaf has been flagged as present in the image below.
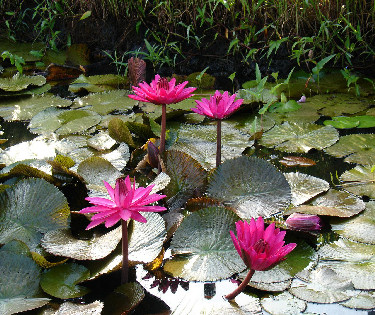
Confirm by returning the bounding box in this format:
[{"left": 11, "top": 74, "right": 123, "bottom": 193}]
[
  {"left": 73, "top": 90, "right": 135, "bottom": 115},
  {"left": 87, "top": 131, "right": 116, "bottom": 151},
  {"left": 0, "top": 95, "right": 71, "bottom": 121},
  {"left": 289, "top": 267, "right": 354, "bottom": 303},
  {"left": 261, "top": 291, "right": 306, "bottom": 315},
  {"left": 108, "top": 117, "right": 135, "bottom": 147},
  {"left": 0, "top": 178, "right": 70, "bottom": 250},
  {"left": 40, "top": 263, "right": 90, "bottom": 299},
  {"left": 325, "top": 134, "right": 375, "bottom": 165},
  {"left": 286, "top": 189, "right": 365, "bottom": 217},
  {"left": 265, "top": 105, "right": 320, "bottom": 124},
  {"left": 340, "top": 291, "right": 375, "bottom": 310},
  {"left": 102, "top": 282, "right": 145, "bottom": 315},
  {"left": 323, "top": 116, "right": 360, "bottom": 129},
  {"left": 207, "top": 156, "right": 291, "bottom": 219},
  {"left": 164, "top": 150, "right": 207, "bottom": 209},
  {"left": 269, "top": 100, "right": 301, "bottom": 113},
  {"left": 164, "top": 207, "right": 245, "bottom": 281},
  {"left": 331, "top": 201, "right": 375, "bottom": 244},
  {"left": 77, "top": 156, "right": 121, "bottom": 186},
  {"left": 317, "top": 238, "right": 375, "bottom": 289},
  {"left": 69, "top": 74, "right": 128, "bottom": 93},
  {"left": 128, "top": 212, "right": 166, "bottom": 263},
  {"left": 284, "top": 172, "right": 329, "bottom": 206},
  {"left": 45, "top": 301, "right": 103, "bottom": 315},
  {"left": 0, "top": 241, "right": 50, "bottom": 315},
  {"left": 101, "top": 143, "right": 130, "bottom": 171},
  {"left": 339, "top": 165, "right": 375, "bottom": 198},
  {"left": 259, "top": 122, "right": 339, "bottom": 153},
  {"left": 42, "top": 226, "right": 122, "bottom": 260},
  {"left": 0, "top": 74, "right": 46, "bottom": 92},
  {"left": 171, "top": 123, "right": 253, "bottom": 170},
  {"left": 29, "top": 108, "right": 102, "bottom": 135}
]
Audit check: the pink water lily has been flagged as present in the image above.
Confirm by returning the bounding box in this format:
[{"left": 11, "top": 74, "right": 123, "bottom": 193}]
[
  {"left": 80, "top": 175, "right": 166, "bottom": 230},
  {"left": 128, "top": 74, "right": 196, "bottom": 105},
  {"left": 225, "top": 217, "right": 296, "bottom": 300},
  {"left": 286, "top": 213, "right": 322, "bottom": 231},
  {"left": 191, "top": 90, "right": 243, "bottom": 119}
]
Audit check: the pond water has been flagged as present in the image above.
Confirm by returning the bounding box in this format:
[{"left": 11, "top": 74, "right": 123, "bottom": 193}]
[{"left": 1, "top": 68, "right": 375, "bottom": 315}]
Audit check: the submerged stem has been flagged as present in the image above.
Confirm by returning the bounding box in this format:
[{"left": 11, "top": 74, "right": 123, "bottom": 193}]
[
  {"left": 159, "top": 103, "right": 167, "bottom": 173},
  {"left": 121, "top": 220, "right": 129, "bottom": 284},
  {"left": 216, "top": 119, "right": 222, "bottom": 168},
  {"left": 224, "top": 269, "right": 254, "bottom": 301}
]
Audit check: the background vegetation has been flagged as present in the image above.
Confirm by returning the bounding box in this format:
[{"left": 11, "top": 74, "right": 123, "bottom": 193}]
[{"left": 1, "top": 0, "right": 375, "bottom": 81}]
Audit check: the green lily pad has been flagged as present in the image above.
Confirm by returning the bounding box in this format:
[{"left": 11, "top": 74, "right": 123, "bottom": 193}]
[
  {"left": 40, "top": 263, "right": 90, "bottom": 299},
  {"left": 308, "top": 93, "right": 371, "bottom": 117},
  {"left": 259, "top": 122, "right": 339, "bottom": 153},
  {"left": 269, "top": 100, "right": 301, "bottom": 113},
  {"left": 29, "top": 107, "right": 102, "bottom": 135},
  {"left": 87, "top": 131, "right": 116, "bottom": 151},
  {"left": 170, "top": 123, "right": 253, "bottom": 170},
  {"left": 264, "top": 104, "right": 321, "bottom": 124},
  {"left": 164, "top": 150, "right": 207, "bottom": 209},
  {"left": 0, "top": 298, "right": 50, "bottom": 315},
  {"left": 42, "top": 226, "right": 122, "bottom": 260},
  {"left": 69, "top": 74, "right": 128, "bottom": 93},
  {"left": 286, "top": 189, "right": 365, "bottom": 217},
  {"left": 0, "top": 40, "right": 45, "bottom": 62},
  {"left": 261, "top": 291, "right": 306, "bottom": 315},
  {"left": 330, "top": 201, "right": 375, "bottom": 244},
  {"left": 77, "top": 156, "right": 121, "bottom": 187},
  {"left": 284, "top": 172, "right": 330, "bottom": 206},
  {"left": 340, "top": 165, "right": 375, "bottom": 199},
  {"left": 102, "top": 282, "right": 145, "bottom": 315},
  {"left": 289, "top": 267, "right": 354, "bottom": 303},
  {"left": 325, "top": 134, "right": 375, "bottom": 165},
  {"left": 0, "top": 74, "right": 46, "bottom": 92},
  {"left": 101, "top": 143, "right": 130, "bottom": 171},
  {"left": 324, "top": 115, "right": 375, "bottom": 129},
  {"left": 164, "top": 206, "right": 245, "bottom": 281},
  {"left": 207, "top": 156, "right": 291, "bottom": 219},
  {"left": 107, "top": 117, "right": 135, "bottom": 147},
  {"left": 0, "top": 83, "right": 51, "bottom": 97},
  {"left": 317, "top": 238, "right": 375, "bottom": 289},
  {"left": 72, "top": 90, "right": 135, "bottom": 115},
  {"left": 0, "top": 178, "right": 70, "bottom": 250},
  {"left": 0, "top": 95, "right": 71, "bottom": 121}
]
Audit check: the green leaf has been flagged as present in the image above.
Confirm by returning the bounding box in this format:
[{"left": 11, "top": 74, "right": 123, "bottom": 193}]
[
  {"left": 80, "top": 10, "right": 91, "bottom": 20},
  {"left": 40, "top": 263, "right": 90, "bottom": 299},
  {"left": 0, "top": 178, "right": 70, "bottom": 250},
  {"left": 207, "top": 156, "right": 291, "bottom": 219},
  {"left": 164, "top": 207, "right": 245, "bottom": 281}
]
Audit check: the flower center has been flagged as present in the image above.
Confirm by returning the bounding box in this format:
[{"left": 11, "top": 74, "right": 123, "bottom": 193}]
[
  {"left": 253, "top": 239, "right": 269, "bottom": 254},
  {"left": 215, "top": 95, "right": 223, "bottom": 104},
  {"left": 157, "top": 77, "right": 170, "bottom": 91}
]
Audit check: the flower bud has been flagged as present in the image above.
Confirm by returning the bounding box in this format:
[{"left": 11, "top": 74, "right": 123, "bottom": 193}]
[{"left": 286, "top": 213, "right": 322, "bottom": 231}]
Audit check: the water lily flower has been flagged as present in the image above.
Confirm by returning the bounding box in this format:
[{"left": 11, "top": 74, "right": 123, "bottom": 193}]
[
  {"left": 191, "top": 90, "right": 243, "bottom": 119},
  {"left": 286, "top": 213, "right": 322, "bottom": 231},
  {"left": 80, "top": 176, "right": 166, "bottom": 229},
  {"left": 225, "top": 217, "right": 296, "bottom": 300},
  {"left": 191, "top": 90, "right": 243, "bottom": 168},
  {"left": 79, "top": 176, "right": 166, "bottom": 284},
  {"left": 129, "top": 74, "right": 196, "bottom": 172}
]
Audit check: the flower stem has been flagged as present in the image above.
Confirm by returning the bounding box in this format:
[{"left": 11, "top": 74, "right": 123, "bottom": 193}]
[
  {"left": 158, "top": 103, "right": 167, "bottom": 173},
  {"left": 224, "top": 269, "right": 254, "bottom": 301},
  {"left": 216, "top": 119, "right": 222, "bottom": 168},
  {"left": 121, "top": 220, "right": 129, "bottom": 284}
]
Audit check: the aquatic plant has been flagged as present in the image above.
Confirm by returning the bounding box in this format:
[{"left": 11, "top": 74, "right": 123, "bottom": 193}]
[
  {"left": 225, "top": 217, "right": 296, "bottom": 300},
  {"left": 286, "top": 213, "right": 322, "bottom": 231},
  {"left": 79, "top": 176, "right": 166, "bottom": 283},
  {"left": 191, "top": 90, "right": 243, "bottom": 167},
  {"left": 129, "top": 74, "right": 196, "bottom": 171}
]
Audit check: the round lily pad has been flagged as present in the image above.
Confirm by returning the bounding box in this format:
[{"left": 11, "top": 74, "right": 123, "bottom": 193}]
[
  {"left": 340, "top": 165, "right": 375, "bottom": 199},
  {"left": 0, "top": 74, "right": 46, "bottom": 92},
  {"left": 40, "top": 263, "right": 90, "bottom": 299},
  {"left": 330, "top": 201, "right": 375, "bottom": 244},
  {"left": 264, "top": 105, "right": 320, "bottom": 124},
  {"left": 259, "top": 122, "right": 339, "bottom": 153},
  {"left": 87, "top": 131, "right": 116, "bottom": 151},
  {"left": 0, "top": 94, "right": 71, "bottom": 121},
  {"left": 170, "top": 123, "right": 253, "bottom": 170},
  {"left": 284, "top": 172, "right": 330, "bottom": 206},
  {"left": 0, "top": 178, "right": 70, "bottom": 250},
  {"left": 29, "top": 107, "right": 102, "bottom": 135},
  {"left": 46, "top": 301, "right": 104, "bottom": 315},
  {"left": 325, "top": 134, "right": 375, "bottom": 165},
  {"left": 318, "top": 238, "right": 375, "bottom": 290},
  {"left": 261, "top": 291, "right": 306, "bottom": 315},
  {"left": 207, "top": 156, "right": 291, "bottom": 219},
  {"left": 340, "top": 291, "right": 375, "bottom": 310},
  {"left": 73, "top": 90, "right": 135, "bottom": 115},
  {"left": 164, "top": 206, "right": 245, "bottom": 281}
]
